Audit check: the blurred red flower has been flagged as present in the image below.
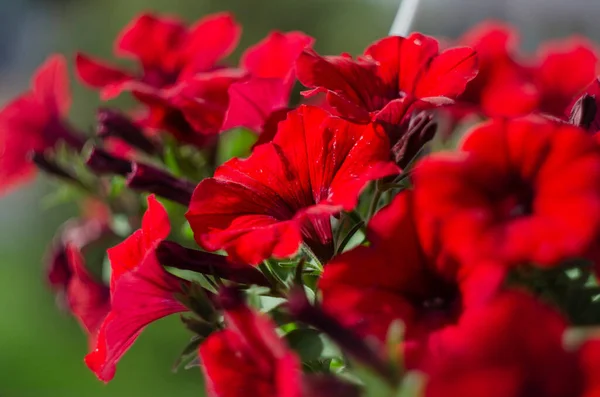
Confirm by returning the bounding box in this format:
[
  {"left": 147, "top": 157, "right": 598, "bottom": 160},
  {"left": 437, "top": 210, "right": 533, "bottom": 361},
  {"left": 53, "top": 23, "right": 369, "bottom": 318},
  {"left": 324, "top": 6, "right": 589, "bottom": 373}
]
[
  {"left": 414, "top": 117, "right": 600, "bottom": 268},
  {"left": 319, "top": 191, "right": 505, "bottom": 349},
  {"left": 200, "top": 288, "right": 302, "bottom": 397},
  {"left": 0, "top": 55, "right": 83, "bottom": 195}
]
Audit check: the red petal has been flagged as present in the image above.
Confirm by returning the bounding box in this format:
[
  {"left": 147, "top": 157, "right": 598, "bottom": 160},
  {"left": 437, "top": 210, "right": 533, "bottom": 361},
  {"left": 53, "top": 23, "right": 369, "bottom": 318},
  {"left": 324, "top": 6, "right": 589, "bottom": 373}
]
[
  {"left": 32, "top": 54, "right": 71, "bottom": 116},
  {"left": 107, "top": 195, "right": 170, "bottom": 285},
  {"left": 241, "top": 31, "right": 314, "bottom": 93},
  {"left": 220, "top": 77, "right": 288, "bottom": 132},
  {"left": 75, "top": 53, "right": 132, "bottom": 99},
  {"left": 0, "top": 96, "right": 44, "bottom": 195},
  {"left": 85, "top": 252, "right": 186, "bottom": 382},
  {"left": 200, "top": 304, "right": 302, "bottom": 397},
  {"left": 116, "top": 13, "right": 186, "bottom": 70},
  {"left": 172, "top": 69, "right": 244, "bottom": 135},
  {"left": 536, "top": 37, "right": 599, "bottom": 116},
  {"left": 65, "top": 245, "right": 110, "bottom": 342},
  {"left": 296, "top": 49, "right": 384, "bottom": 114},
  {"left": 414, "top": 46, "right": 478, "bottom": 98},
  {"left": 421, "top": 291, "right": 578, "bottom": 397},
  {"left": 179, "top": 12, "right": 241, "bottom": 78}
]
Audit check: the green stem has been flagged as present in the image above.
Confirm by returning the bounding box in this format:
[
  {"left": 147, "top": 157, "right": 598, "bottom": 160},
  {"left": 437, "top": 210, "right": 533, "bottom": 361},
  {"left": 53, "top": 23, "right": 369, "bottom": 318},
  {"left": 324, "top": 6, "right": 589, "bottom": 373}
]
[
  {"left": 336, "top": 220, "right": 365, "bottom": 255},
  {"left": 258, "top": 262, "right": 286, "bottom": 297},
  {"left": 367, "top": 183, "right": 383, "bottom": 220}
]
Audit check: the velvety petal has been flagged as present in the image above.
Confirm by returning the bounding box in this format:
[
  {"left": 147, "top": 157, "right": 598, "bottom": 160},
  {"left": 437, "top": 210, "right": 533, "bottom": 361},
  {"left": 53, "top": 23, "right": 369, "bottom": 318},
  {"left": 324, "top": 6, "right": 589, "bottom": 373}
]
[
  {"left": 536, "top": 37, "right": 599, "bottom": 116},
  {"left": 107, "top": 194, "right": 170, "bottom": 285},
  {"left": 414, "top": 117, "right": 600, "bottom": 267},
  {"left": 296, "top": 49, "right": 385, "bottom": 114},
  {"left": 365, "top": 34, "right": 439, "bottom": 95},
  {"left": 200, "top": 301, "right": 302, "bottom": 397},
  {"left": 271, "top": 106, "right": 397, "bottom": 209},
  {"left": 0, "top": 95, "right": 46, "bottom": 195},
  {"left": 220, "top": 77, "right": 288, "bottom": 132},
  {"left": 116, "top": 13, "right": 186, "bottom": 71},
  {"left": 421, "top": 291, "right": 581, "bottom": 397},
  {"left": 320, "top": 192, "right": 446, "bottom": 340},
  {"left": 481, "top": 79, "right": 539, "bottom": 117},
  {"left": 65, "top": 245, "right": 110, "bottom": 340},
  {"left": 241, "top": 31, "right": 314, "bottom": 93},
  {"left": 414, "top": 46, "right": 478, "bottom": 98},
  {"left": 180, "top": 12, "right": 241, "bottom": 78},
  {"left": 172, "top": 69, "right": 244, "bottom": 135},
  {"left": 85, "top": 251, "right": 187, "bottom": 382},
  {"left": 32, "top": 54, "right": 71, "bottom": 116},
  {"left": 75, "top": 53, "right": 133, "bottom": 99}
]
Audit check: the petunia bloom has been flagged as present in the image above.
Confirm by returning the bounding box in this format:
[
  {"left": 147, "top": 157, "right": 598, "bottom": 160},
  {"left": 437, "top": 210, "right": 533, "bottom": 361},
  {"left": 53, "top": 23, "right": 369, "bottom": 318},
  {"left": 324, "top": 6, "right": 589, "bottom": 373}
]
[
  {"left": 423, "top": 291, "right": 583, "bottom": 397},
  {"left": 199, "top": 287, "right": 303, "bottom": 397},
  {"left": 296, "top": 33, "right": 478, "bottom": 165},
  {"left": 85, "top": 195, "right": 188, "bottom": 382},
  {"left": 0, "top": 55, "right": 84, "bottom": 195},
  {"left": 413, "top": 117, "right": 600, "bottom": 268},
  {"left": 76, "top": 12, "right": 240, "bottom": 100},
  {"left": 319, "top": 191, "right": 506, "bottom": 351},
  {"left": 534, "top": 37, "right": 598, "bottom": 117},
  {"left": 76, "top": 12, "right": 242, "bottom": 146},
  {"left": 457, "top": 21, "right": 598, "bottom": 118},
  {"left": 186, "top": 105, "right": 399, "bottom": 265},
  {"left": 457, "top": 21, "right": 538, "bottom": 118},
  {"left": 220, "top": 31, "right": 314, "bottom": 137}
]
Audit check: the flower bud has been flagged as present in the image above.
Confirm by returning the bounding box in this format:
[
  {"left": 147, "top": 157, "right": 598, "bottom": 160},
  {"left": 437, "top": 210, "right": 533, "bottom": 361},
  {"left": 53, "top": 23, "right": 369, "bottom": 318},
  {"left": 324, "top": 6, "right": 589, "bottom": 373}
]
[
  {"left": 31, "top": 151, "right": 83, "bottom": 185},
  {"left": 97, "top": 108, "right": 161, "bottom": 155},
  {"left": 85, "top": 147, "right": 132, "bottom": 175},
  {"left": 126, "top": 162, "right": 196, "bottom": 205},
  {"left": 156, "top": 241, "right": 270, "bottom": 286}
]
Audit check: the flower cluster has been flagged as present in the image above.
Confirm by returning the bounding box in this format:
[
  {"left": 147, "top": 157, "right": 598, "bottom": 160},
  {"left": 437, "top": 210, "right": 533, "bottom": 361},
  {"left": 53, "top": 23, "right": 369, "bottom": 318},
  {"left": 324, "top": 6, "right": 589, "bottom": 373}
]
[{"left": 4, "top": 12, "right": 600, "bottom": 397}]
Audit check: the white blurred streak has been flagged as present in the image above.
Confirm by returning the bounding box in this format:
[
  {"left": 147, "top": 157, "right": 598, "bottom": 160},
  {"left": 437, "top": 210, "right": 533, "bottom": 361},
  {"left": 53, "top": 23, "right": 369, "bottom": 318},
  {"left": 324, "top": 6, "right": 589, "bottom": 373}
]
[{"left": 389, "top": 0, "right": 421, "bottom": 36}]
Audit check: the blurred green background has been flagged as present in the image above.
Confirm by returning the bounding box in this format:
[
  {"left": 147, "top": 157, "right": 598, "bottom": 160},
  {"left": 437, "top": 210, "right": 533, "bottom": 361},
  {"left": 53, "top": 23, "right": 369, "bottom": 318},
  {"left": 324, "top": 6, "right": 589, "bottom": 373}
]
[{"left": 1, "top": 0, "right": 598, "bottom": 395}]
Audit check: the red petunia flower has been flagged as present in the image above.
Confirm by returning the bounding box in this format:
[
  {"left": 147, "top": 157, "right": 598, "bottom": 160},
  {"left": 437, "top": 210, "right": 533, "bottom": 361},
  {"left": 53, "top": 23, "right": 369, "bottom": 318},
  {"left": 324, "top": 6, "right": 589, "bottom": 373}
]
[
  {"left": 76, "top": 12, "right": 242, "bottom": 146},
  {"left": 186, "top": 105, "right": 399, "bottom": 265},
  {"left": 85, "top": 195, "right": 188, "bottom": 382},
  {"left": 0, "top": 54, "right": 84, "bottom": 195},
  {"left": 296, "top": 33, "right": 477, "bottom": 164},
  {"left": 413, "top": 117, "right": 600, "bottom": 268},
  {"left": 220, "top": 31, "right": 314, "bottom": 136},
  {"left": 199, "top": 288, "right": 302, "bottom": 397},
  {"left": 319, "top": 191, "right": 506, "bottom": 348},
  {"left": 458, "top": 21, "right": 538, "bottom": 118},
  {"left": 457, "top": 22, "right": 598, "bottom": 118},
  {"left": 534, "top": 37, "right": 598, "bottom": 117},
  {"left": 76, "top": 12, "right": 240, "bottom": 100},
  {"left": 423, "top": 291, "right": 583, "bottom": 397}
]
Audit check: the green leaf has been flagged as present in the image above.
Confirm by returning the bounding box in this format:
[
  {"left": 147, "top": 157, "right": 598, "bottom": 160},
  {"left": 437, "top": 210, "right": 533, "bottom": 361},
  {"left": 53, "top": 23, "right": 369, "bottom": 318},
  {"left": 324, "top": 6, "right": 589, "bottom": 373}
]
[
  {"left": 217, "top": 128, "right": 257, "bottom": 165},
  {"left": 285, "top": 328, "right": 341, "bottom": 363},
  {"left": 171, "top": 336, "right": 204, "bottom": 373}
]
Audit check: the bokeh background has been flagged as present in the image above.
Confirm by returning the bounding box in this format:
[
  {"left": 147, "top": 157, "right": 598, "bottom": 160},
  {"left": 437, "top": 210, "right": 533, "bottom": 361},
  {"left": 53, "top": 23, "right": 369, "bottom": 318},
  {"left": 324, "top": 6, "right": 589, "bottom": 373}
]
[{"left": 0, "top": 0, "right": 598, "bottom": 395}]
